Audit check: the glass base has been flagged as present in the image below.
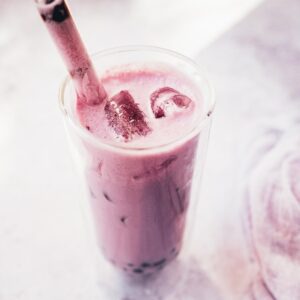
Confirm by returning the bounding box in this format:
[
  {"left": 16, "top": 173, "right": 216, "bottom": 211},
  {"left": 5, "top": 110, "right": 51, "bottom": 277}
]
[{"left": 92, "top": 253, "right": 222, "bottom": 300}]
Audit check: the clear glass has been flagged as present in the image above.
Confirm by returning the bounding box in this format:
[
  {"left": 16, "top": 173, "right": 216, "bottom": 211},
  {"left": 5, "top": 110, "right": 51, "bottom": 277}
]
[{"left": 59, "top": 46, "right": 215, "bottom": 299}]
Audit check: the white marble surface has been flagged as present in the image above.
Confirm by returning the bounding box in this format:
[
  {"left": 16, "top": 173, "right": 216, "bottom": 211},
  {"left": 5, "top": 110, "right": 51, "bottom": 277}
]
[
  {"left": 197, "top": 0, "right": 300, "bottom": 299},
  {"left": 2, "top": 0, "right": 290, "bottom": 299}
]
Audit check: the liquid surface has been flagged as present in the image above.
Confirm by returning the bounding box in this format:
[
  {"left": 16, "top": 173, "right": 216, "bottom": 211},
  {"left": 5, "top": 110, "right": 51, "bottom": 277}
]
[{"left": 76, "top": 64, "right": 203, "bottom": 147}]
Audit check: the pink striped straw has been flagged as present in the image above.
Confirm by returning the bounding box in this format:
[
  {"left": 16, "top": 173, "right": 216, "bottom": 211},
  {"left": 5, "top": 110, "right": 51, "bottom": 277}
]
[{"left": 35, "top": 0, "right": 107, "bottom": 105}]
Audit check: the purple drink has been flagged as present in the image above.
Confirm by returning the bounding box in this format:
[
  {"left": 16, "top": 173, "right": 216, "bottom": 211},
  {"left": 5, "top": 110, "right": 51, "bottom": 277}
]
[{"left": 60, "top": 47, "right": 214, "bottom": 278}]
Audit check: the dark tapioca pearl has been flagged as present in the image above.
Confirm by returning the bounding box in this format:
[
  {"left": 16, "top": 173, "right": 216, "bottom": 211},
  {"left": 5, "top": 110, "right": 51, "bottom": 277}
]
[
  {"left": 160, "top": 156, "right": 177, "bottom": 169},
  {"left": 141, "top": 262, "right": 151, "bottom": 268},
  {"left": 103, "top": 192, "right": 112, "bottom": 202},
  {"left": 133, "top": 268, "right": 143, "bottom": 274},
  {"left": 120, "top": 216, "right": 128, "bottom": 225},
  {"left": 85, "top": 125, "right": 90, "bottom": 131},
  {"left": 152, "top": 258, "right": 166, "bottom": 267}
]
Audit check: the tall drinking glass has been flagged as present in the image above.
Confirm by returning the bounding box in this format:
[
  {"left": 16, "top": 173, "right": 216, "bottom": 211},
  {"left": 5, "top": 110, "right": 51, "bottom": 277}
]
[{"left": 59, "top": 46, "right": 215, "bottom": 298}]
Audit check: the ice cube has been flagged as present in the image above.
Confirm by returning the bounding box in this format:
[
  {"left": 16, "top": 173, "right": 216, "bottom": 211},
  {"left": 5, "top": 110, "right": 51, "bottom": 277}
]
[
  {"left": 150, "top": 87, "right": 193, "bottom": 118},
  {"left": 105, "top": 90, "right": 151, "bottom": 141}
]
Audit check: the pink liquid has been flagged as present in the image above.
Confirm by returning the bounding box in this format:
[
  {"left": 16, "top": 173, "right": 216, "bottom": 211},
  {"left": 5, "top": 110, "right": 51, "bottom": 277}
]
[{"left": 76, "top": 65, "right": 203, "bottom": 275}]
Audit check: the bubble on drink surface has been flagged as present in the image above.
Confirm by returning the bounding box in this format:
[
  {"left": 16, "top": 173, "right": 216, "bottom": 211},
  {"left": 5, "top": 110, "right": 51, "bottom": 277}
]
[
  {"left": 105, "top": 90, "right": 151, "bottom": 141},
  {"left": 150, "top": 87, "right": 193, "bottom": 118}
]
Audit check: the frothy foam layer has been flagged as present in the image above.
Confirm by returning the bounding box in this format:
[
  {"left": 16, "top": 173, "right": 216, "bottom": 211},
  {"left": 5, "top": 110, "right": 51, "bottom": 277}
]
[{"left": 76, "top": 64, "right": 203, "bottom": 147}]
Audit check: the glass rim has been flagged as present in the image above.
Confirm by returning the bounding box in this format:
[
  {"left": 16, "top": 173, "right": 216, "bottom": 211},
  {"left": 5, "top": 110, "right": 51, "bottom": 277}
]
[{"left": 59, "top": 45, "right": 216, "bottom": 155}]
